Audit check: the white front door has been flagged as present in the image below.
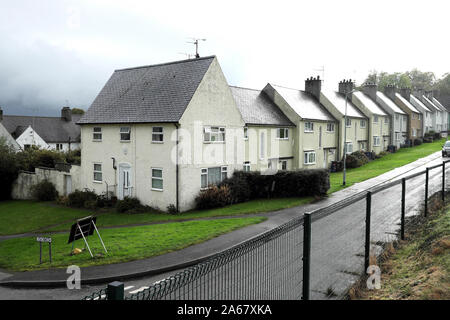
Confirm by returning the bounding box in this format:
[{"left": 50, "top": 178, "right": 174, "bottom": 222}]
[
  {"left": 118, "top": 164, "right": 132, "bottom": 199},
  {"left": 65, "top": 175, "right": 72, "bottom": 195}
]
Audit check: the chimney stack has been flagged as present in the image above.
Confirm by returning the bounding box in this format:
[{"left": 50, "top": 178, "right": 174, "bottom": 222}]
[
  {"left": 338, "top": 79, "right": 355, "bottom": 95},
  {"left": 384, "top": 84, "right": 396, "bottom": 101},
  {"left": 414, "top": 88, "right": 424, "bottom": 99},
  {"left": 400, "top": 87, "right": 411, "bottom": 101},
  {"left": 361, "top": 82, "right": 378, "bottom": 101},
  {"left": 61, "top": 107, "right": 72, "bottom": 122},
  {"left": 425, "top": 90, "right": 434, "bottom": 99},
  {"left": 304, "top": 76, "right": 322, "bottom": 100}
]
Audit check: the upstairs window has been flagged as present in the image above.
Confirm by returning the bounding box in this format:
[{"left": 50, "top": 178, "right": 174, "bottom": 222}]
[
  {"left": 276, "top": 128, "right": 289, "bottom": 139},
  {"left": 326, "top": 123, "right": 335, "bottom": 132},
  {"left": 56, "top": 143, "right": 63, "bottom": 151},
  {"left": 384, "top": 117, "right": 389, "bottom": 124},
  {"left": 346, "top": 118, "right": 352, "bottom": 127},
  {"left": 204, "top": 126, "right": 225, "bottom": 142},
  {"left": 373, "top": 116, "right": 379, "bottom": 123},
  {"left": 152, "top": 127, "right": 164, "bottom": 142},
  {"left": 120, "top": 127, "right": 131, "bottom": 141},
  {"left": 93, "top": 127, "right": 102, "bottom": 141},
  {"left": 243, "top": 127, "right": 248, "bottom": 140},
  {"left": 360, "top": 120, "right": 366, "bottom": 128},
  {"left": 304, "top": 122, "right": 314, "bottom": 132}
]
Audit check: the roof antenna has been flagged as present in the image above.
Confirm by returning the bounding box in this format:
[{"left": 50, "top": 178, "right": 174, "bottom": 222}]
[{"left": 187, "top": 38, "right": 206, "bottom": 58}]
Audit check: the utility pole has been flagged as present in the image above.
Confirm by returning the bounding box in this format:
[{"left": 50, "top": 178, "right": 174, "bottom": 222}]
[{"left": 187, "top": 38, "right": 206, "bottom": 58}]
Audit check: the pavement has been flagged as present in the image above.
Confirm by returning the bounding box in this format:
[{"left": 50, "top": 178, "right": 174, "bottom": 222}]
[{"left": 0, "top": 151, "right": 445, "bottom": 290}]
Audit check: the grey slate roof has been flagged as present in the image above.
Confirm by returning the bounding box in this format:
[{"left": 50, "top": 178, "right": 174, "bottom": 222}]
[
  {"left": 410, "top": 95, "right": 431, "bottom": 112},
  {"left": 396, "top": 93, "right": 420, "bottom": 113},
  {"left": 432, "top": 97, "right": 447, "bottom": 112},
  {"left": 321, "top": 89, "right": 366, "bottom": 118},
  {"left": 268, "top": 84, "right": 336, "bottom": 121},
  {"left": 1, "top": 114, "right": 82, "bottom": 142},
  {"left": 376, "top": 92, "right": 406, "bottom": 114},
  {"left": 353, "top": 91, "right": 387, "bottom": 116},
  {"left": 77, "top": 56, "right": 215, "bottom": 124},
  {"left": 422, "top": 95, "right": 441, "bottom": 112},
  {"left": 229, "top": 86, "right": 294, "bottom": 127}
]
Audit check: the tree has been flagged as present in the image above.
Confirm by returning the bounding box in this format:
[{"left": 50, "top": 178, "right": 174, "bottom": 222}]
[
  {"left": 71, "top": 108, "right": 85, "bottom": 114},
  {"left": 0, "top": 137, "right": 20, "bottom": 200},
  {"left": 363, "top": 69, "right": 436, "bottom": 91},
  {"left": 435, "top": 73, "right": 450, "bottom": 96}
]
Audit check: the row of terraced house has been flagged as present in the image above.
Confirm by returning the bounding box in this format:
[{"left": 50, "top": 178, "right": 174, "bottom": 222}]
[{"left": 2, "top": 56, "right": 448, "bottom": 211}]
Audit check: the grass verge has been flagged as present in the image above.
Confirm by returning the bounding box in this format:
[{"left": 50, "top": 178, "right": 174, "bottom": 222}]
[
  {"left": 329, "top": 138, "right": 446, "bottom": 193},
  {"left": 0, "top": 217, "right": 266, "bottom": 272},
  {"left": 351, "top": 203, "right": 449, "bottom": 300}
]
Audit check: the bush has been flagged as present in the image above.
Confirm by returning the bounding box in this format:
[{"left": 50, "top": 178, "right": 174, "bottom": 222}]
[
  {"left": 434, "top": 132, "right": 441, "bottom": 140},
  {"left": 167, "top": 204, "right": 178, "bottom": 214},
  {"left": 56, "top": 195, "right": 69, "bottom": 206},
  {"left": 0, "top": 138, "right": 20, "bottom": 200},
  {"left": 31, "top": 180, "right": 58, "bottom": 201},
  {"left": 351, "top": 151, "right": 369, "bottom": 165},
  {"left": 64, "top": 149, "right": 81, "bottom": 165},
  {"left": 414, "top": 138, "right": 423, "bottom": 146},
  {"left": 195, "top": 185, "right": 232, "bottom": 210},
  {"left": 218, "top": 171, "right": 251, "bottom": 204},
  {"left": 116, "top": 197, "right": 143, "bottom": 213},
  {"left": 68, "top": 189, "right": 98, "bottom": 208}
]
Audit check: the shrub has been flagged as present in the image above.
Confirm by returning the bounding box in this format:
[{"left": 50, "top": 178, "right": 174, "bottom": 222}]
[
  {"left": 31, "top": 180, "right": 58, "bottom": 201},
  {"left": 84, "top": 200, "right": 98, "bottom": 210},
  {"left": 414, "top": 138, "right": 423, "bottom": 146},
  {"left": 351, "top": 151, "right": 369, "bottom": 165},
  {"left": 167, "top": 204, "right": 178, "bottom": 214},
  {"left": 56, "top": 195, "right": 69, "bottom": 206},
  {"left": 68, "top": 189, "right": 97, "bottom": 208},
  {"left": 434, "top": 132, "right": 441, "bottom": 140},
  {"left": 64, "top": 149, "right": 81, "bottom": 165},
  {"left": 116, "top": 197, "right": 143, "bottom": 213},
  {"left": 195, "top": 185, "right": 232, "bottom": 210},
  {"left": 0, "top": 137, "right": 20, "bottom": 200},
  {"left": 218, "top": 171, "right": 251, "bottom": 204},
  {"left": 345, "top": 154, "right": 362, "bottom": 168}
]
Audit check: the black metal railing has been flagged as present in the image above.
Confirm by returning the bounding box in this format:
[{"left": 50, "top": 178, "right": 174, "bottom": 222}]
[{"left": 83, "top": 159, "right": 450, "bottom": 300}]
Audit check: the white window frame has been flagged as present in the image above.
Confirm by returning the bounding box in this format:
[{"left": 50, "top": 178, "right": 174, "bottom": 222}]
[
  {"left": 304, "top": 151, "right": 316, "bottom": 165},
  {"left": 56, "top": 143, "right": 63, "bottom": 151},
  {"left": 120, "top": 127, "right": 131, "bottom": 142},
  {"left": 373, "top": 136, "right": 381, "bottom": 147},
  {"left": 326, "top": 122, "right": 335, "bottom": 132},
  {"left": 360, "top": 141, "right": 367, "bottom": 151},
  {"left": 373, "top": 115, "right": 379, "bottom": 123},
  {"left": 151, "top": 168, "right": 163, "bottom": 191},
  {"left": 360, "top": 119, "right": 366, "bottom": 128},
  {"left": 200, "top": 166, "right": 228, "bottom": 189},
  {"left": 276, "top": 128, "right": 289, "bottom": 140},
  {"left": 346, "top": 118, "right": 352, "bottom": 127},
  {"left": 243, "top": 127, "right": 248, "bottom": 140},
  {"left": 93, "top": 163, "right": 102, "bottom": 183},
  {"left": 152, "top": 127, "right": 164, "bottom": 143},
  {"left": 395, "top": 132, "right": 401, "bottom": 141},
  {"left": 384, "top": 117, "right": 389, "bottom": 124},
  {"left": 304, "top": 122, "right": 314, "bottom": 133},
  {"left": 204, "top": 126, "right": 225, "bottom": 143},
  {"left": 93, "top": 127, "right": 102, "bottom": 141},
  {"left": 243, "top": 161, "right": 250, "bottom": 172},
  {"left": 279, "top": 160, "right": 287, "bottom": 170},
  {"left": 345, "top": 142, "right": 353, "bottom": 154}
]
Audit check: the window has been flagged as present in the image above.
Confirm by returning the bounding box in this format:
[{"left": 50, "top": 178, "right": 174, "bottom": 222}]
[
  {"left": 360, "top": 141, "right": 367, "bottom": 151},
  {"left": 360, "top": 120, "right": 366, "bottom": 128},
  {"left": 304, "top": 151, "right": 316, "bottom": 165},
  {"left": 120, "top": 127, "right": 131, "bottom": 141},
  {"left": 276, "top": 128, "right": 289, "bottom": 139},
  {"left": 204, "top": 126, "right": 225, "bottom": 142},
  {"left": 373, "top": 115, "right": 379, "bottom": 123},
  {"left": 373, "top": 136, "right": 380, "bottom": 146},
  {"left": 412, "top": 129, "right": 416, "bottom": 137},
  {"left": 395, "top": 132, "right": 401, "bottom": 141},
  {"left": 418, "top": 114, "right": 421, "bottom": 120},
  {"left": 260, "top": 131, "right": 265, "bottom": 159},
  {"left": 200, "top": 166, "right": 228, "bottom": 189},
  {"left": 304, "top": 122, "right": 314, "bottom": 132},
  {"left": 395, "top": 114, "right": 399, "bottom": 120},
  {"left": 93, "top": 163, "right": 102, "bottom": 182},
  {"left": 412, "top": 113, "right": 415, "bottom": 120},
  {"left": 384, "top": 117, "right": 389, "bottom": 124},
  {"left": 93, "top": 127, "right": 102, "bottom": 141},
  {"left": 280, "top": 160, "right": 287, "bottom": 170},
  {"left": 345, "top": 142, "right": 353, "bottom": 154},
  {"left": 152, "top": 127, "right": 164, "bottom": 142},
  {"left": 243, "top": 161, "right": 251, "bottom": 172},
  {"left": 151, "top": 168, "right": 163, "bottom": 191},
  {"left": 56, "top": 143, "right": 63, "bottom": 151},
  {"left": 326, "top": 123, "right": 335, "bottom": 132},
  {"left": 346, "top": 118, "right": 352, "bottom": 127},
  {"left": 243, "top": 127, "right": 248, "bottom": 140}
]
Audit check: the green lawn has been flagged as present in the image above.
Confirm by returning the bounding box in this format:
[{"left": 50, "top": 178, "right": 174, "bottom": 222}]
[
  {"left": 329, "top": 139, "right": 446, "bottom": 194},
  {"left": 0, "top": 217, "right": 266, "bottom": 271},
  {"left": 0, "top": 201, "right": 94, "bottom": 236}
]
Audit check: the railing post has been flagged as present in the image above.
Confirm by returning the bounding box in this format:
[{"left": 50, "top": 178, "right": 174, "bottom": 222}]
[
  {"left": 302, "top": 212, "right": 312, "bottom": 300},
  {"left": 401, "top": 178, "right": 406, "bottom": 241},
  {"left": 425, "top": 168, "right": 429, "bottom": 217},
  {"left": 364, "top": 192, "right": 372, "bottom": 272},
  {"left": 442, "top": 162, "right": 446, "bottom": 202},
  {"left": 107, "top": 281, "right": 124, "bottom": 300}
]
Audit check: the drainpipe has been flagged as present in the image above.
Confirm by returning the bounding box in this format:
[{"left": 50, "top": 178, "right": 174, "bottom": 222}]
[
  {"left": 111, "top": 157, "right": 117, "bottom": 196},
  {"left": 174, "top": 123, "right": 180, "bottom": 212}
]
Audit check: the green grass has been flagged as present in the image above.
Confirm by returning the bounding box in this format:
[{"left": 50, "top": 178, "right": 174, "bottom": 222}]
[
  {"left": 329, "top": 139, "right": 446, "bottom": 194},
  {"left": 356, "top": 205, "right": 450, "bottom": 300},
  {"left": 0, "top": 217, "right": 266, "bottom": 272},
  {"left": 39, "top": 197, "right": 313, "bottom": 233},
  {"left": 0, "top": 201, "right": 94, "bottom": 236}
]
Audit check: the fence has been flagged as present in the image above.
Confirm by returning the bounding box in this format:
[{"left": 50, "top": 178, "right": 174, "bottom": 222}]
[{"left": 83, "top": 160, "right": 450, "bottom": 300}]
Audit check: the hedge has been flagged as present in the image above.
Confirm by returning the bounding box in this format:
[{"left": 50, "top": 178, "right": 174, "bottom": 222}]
[{"left": 195, "top": 169, "right": 330, "bottom": 209}]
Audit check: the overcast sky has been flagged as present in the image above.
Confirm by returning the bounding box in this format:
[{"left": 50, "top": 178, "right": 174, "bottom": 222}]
[{"left": 0, "top": 0, "right": 449, "bottom": 116}]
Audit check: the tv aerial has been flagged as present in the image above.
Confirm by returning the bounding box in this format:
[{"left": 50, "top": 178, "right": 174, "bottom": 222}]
[{"left": 187, "top": 38, "right": 206, "bottom": 58}]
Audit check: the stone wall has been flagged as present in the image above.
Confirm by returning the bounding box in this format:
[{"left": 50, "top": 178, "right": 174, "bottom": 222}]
[{"left": 11, "top": 165, "right": 81, "bottom": 200}]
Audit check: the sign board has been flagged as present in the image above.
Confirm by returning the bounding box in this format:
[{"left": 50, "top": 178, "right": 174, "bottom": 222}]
[
  {"left": 68, "top": 216, "right": 97, "bottom": 244},
  {"left": 36, "top": 237, "right": 52, "bottom": 243}
]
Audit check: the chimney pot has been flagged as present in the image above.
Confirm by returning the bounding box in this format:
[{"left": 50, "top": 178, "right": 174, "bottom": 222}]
[{"left": 61, "top": 107, "right": 72, "bottom": 122}]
